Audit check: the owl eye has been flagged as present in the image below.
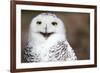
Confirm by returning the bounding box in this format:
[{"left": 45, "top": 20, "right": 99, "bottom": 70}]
[
  {"left": 36, "top": 21, "right": 42, "bottom": 25},
  {"left": 52, "top": 22, "right": 57, "bottom": 26}
]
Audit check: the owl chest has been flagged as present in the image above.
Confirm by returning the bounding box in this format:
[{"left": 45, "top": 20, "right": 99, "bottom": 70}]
[
  {"left": 48, "top": 45, "right": 67, "bottom": 61},
  {"left": 34, "top": 44, "right": 67, "bottom": 62}
]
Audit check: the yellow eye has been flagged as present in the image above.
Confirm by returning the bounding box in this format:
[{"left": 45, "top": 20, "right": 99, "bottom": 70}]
[
  {"left": 52, "top": 22, "right": 57, "bottom": 26},
  {"left": 36, "top": 21, "right": 42, "bottom": 25}
]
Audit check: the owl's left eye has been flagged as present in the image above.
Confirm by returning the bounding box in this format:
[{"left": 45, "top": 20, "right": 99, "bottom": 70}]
[
  {"left": 52, "top": 22, "right": 57, "bottom": 26},
  {"left": 36, "top": 21, "right": 42, "bottom": 25}
]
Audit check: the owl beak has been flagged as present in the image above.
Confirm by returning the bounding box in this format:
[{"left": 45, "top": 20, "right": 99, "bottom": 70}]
[
  {"left": 39, "top": 24, "right": 54, "bottom": 39},
  {"left": 39, "top": 32, "right": 54, "bottom": 39}
]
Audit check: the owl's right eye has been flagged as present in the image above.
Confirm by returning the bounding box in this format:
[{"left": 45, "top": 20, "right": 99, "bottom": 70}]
[
  {"left": 52, "top": 22, "right": 57, "bottom": 26},
  {"left": 36, "top": 21, "right": 42, "bottom": 25}
]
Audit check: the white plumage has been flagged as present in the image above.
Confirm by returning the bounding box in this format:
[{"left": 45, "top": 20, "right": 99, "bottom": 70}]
[{"left": 23, "top": 13, "right": 77, "bottom": 62}]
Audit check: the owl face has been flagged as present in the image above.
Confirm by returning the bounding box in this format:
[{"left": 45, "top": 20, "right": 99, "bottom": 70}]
[{"left": 30, "top": 13, "right": 65, "bottom": 39}]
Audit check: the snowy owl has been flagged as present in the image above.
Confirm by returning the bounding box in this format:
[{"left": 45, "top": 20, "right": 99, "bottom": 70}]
[{"left": 23, "top": 13, "right": 77, "bottom": 63}]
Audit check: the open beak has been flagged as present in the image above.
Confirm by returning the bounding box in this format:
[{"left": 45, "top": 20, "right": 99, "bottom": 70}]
[
  {"left": 39, "top": 24, "right": 54, "bottom": 39},
  {"left": 39, "top": 32, "right": 54, "bottom": 39}
]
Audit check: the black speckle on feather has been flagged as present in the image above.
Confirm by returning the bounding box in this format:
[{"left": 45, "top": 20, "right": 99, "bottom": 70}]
[
  {"left": 22, "top": 41, "right": 77, "bottom": 63},
  {"left": 22, "top": 46, "right": 41, "bottom": 63}
]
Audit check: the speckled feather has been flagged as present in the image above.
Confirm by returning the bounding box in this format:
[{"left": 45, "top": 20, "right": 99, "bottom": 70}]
[{"left": 23, "top": 41, "right": 77, "bottom": 62}]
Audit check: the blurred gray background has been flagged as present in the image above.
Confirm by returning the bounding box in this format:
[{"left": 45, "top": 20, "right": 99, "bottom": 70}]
[{"left": 21, "top": 10, "right": 90, "bottom": 60}]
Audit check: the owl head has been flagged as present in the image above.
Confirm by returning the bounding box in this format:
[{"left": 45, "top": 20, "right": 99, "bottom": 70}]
[{"left": 29, "top": 13, "right": 66, "bottom": 40}]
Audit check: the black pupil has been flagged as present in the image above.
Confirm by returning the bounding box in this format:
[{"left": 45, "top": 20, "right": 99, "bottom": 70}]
[
  {"left": 52, "top": 22, "right": 57, "bottom": 26},
  {"left": 37, "top": 21, "right": 41, "bottom": 24}
]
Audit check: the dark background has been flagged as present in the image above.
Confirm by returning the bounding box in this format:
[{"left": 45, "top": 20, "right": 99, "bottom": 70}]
[{"left": 21, "top": 10, "right": 90, "bottom": 60}]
